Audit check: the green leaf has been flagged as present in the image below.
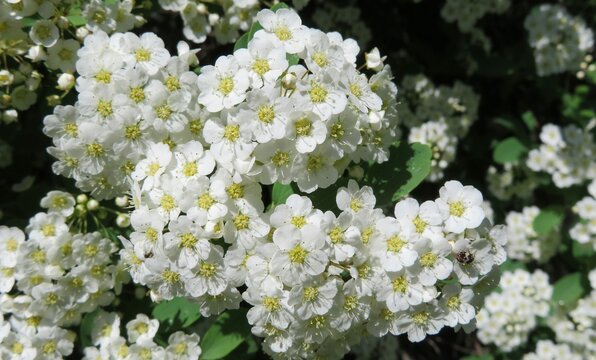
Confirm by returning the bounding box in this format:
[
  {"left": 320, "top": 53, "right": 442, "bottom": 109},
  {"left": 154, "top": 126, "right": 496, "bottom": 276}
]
[
  {"left": 270, "top": 2, "right": 289, "bottom": 11},
  {"left": 552, "top": 272, "right": 585, "bottom": 307},
  {"left": 499, "top": 260, "right": 527, "bottom": 273},
  {"left": 272, "top": 183, "right": 293, "bottom": 206},
  {"left": 233, "top": 33, "right": 249, "bottom": 52},
  {"left": 67, "top": 15, "right": 86, "bottom": 27},
  {"left": 493, "top": 137, "right": 528, "bottom": 164},
  {"left": 152, "top": 297, "right": 200, "bottom": 328},
  {"left": 79, "top": 310, "right": 99, "bottom": 348},
  {"left": 521, "top": 111, "right": 537, "bottom": 130},
  {"left": 362, "top": 142, "right": 431, "bottom": 205},
  {"left": 572, "top": 240, "right": 596, "bottom": 259},
  {"left": 200, "top": 309, "right": 252, "bottom": 360},
  {"left": 461, "top": 355, "right": 494, "bottom": 360},
  {"left": 532, "top": 209, "right": 563, "bottom": 235},
  {"left": 286, "top": 53, "right": 299, "bottom": 66}
]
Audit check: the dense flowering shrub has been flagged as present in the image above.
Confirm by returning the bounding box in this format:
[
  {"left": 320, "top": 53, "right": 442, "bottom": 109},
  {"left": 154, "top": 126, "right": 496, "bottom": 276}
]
[{"left": 1, "top": 1, "right": 595, "bottom": 359}]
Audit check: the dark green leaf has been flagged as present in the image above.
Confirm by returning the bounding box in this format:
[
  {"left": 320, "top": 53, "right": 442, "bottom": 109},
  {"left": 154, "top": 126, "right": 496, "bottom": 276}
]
[
  {"left": 532, "top": 209, "right": 563, "bottom": 235},
  {"left": 461, "top": 355, "right": 494, "bottom": 360},
  {"left": 499, "top": 260, "right": 527, "bottom": 273},
  {"left": 233, "top": 33, "right": 249, "bottom": 52},
  {"left": 270, "top": 2, "right": 289, "bottom": 11},
  {"left": 493, "top": 137, "right": 527, "bottom": 164},
  {"left": 521, "top": 111, "right": 537, "bottom": 130},
  {"left": 200, "top": 309, "right": 252, "bottom": 360},
  {"left": 272, "top": 183, "right": 293, "bottom": 206},
  {"left": 360, "top": 142, "right": 431, "bottom": 205},
  {"left": 79, "top": 310, "right": 99, "bottom": 348},
  {"left": 286, "top": 54, "right": 300, "bottom": 66},
  {"left": 152, "top": 297, "right": 200, "bottom": 328},
  {"left": 67, "top": 15, "right": 86, "bottom": 27},
  {"left": 552, "top": 273, "right": 585, "bottom": 307}
]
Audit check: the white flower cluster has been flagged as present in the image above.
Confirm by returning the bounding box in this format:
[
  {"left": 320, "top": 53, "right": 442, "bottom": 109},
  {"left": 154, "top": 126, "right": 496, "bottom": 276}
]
[
  {"left": 44, "top": 7, "right": 399, "bottom": 199},
  {"left": 476, "top": 269, "right": 552, "bottom": 352},
  {"left": 524, "top": 4, "right": 594, "bottom": 77},
  {"left": 43, "top": 30, "right": 201, "bottom": 199},
  {"left": 441, "top": 0, "right": 510, "bottom": 32},
  {"left": 158, "top": 0, "right": 259, "bottom": 44},
  {"left": 569, "top": 182, "right": 596, "bottom": 250},
  {"left": 505, "top": 206, "right": 559, "bottom": 263},
  {"left": 0, "top": 190, "right": 122, "bottom": 360},
  {"left": 526, "top": 123, "right": 596, "bottom": 188},
  {"left": 81, "top": 311, "right": 202, "bottom": 360},
  {"left": 123, "top": 171, "right": 507, "bottom": 358},
  {"left": 0, "top": 0, "right": 142, "bottom": 124},
  {"left": 398, "top": 74, "right": 480, "bottom": 182},
  {"left": 486, "top": 162, "right": 539, "bottom": 201},
  {"left": 547, "top": 270, "right": 596, "bottom": 358},
  {"left": 522, "top": 340, "right": 582, "bottom": 360},
  {"left": 157, "top": 0, "right": 311, "bottom": 45}
]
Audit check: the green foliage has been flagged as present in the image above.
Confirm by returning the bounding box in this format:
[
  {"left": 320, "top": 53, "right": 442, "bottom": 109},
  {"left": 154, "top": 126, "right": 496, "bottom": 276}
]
[
  {"left": 152, "top": 297, "right": 201, "bottom": 328},
  {"left": 368, "top": 142, "right": 433, "bottom": 204},
  {"left": 493, "top": 137, "right": 528, "bottom": 164},
  {"left": 292, "top": 142, "right": 432, "bottom": 211},
  {"left": 79, "top": 310, "right": 99, "bottom": 348},
  {"left": 521, "top": 111, "right": 538, "bottom": 131},
  {"left": 200, "top": 309, "right": 254, "bottom": 360},
  {"left": 532, "top": 209, "right": 564, "bottom": 235},
  {"left": 461, "top": 355, "right": 494, "bottom": 360},
  {"left": 551, "top": 273, "right": 586, "bottom": 308},
  {"left": 233, "top": 2, "right": 289, "bottom": 51},
  {"left": 272, "top": 182, "right": 294, "bottom": 206}
]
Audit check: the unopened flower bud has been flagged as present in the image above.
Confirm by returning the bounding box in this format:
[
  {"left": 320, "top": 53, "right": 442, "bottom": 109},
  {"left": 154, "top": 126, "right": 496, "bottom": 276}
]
[
  {"left": 348, "top": 165, "right": 364, "bottom": 181},
  {"left": 0, "top": 94, "right": 11, "bottom": 107},
  {"left": 2, "top": 109, "right": 18, "bottom": 124},
  {"left": 116, "top": 214, "right": 130, "bottom": 228},
  {"left": 77, "top": 194, "right": 88, "bottom": 204},
  {"left": 197, "top": 3, "right": 208, "bottom": 14},
  {"left": 135, "top": 287, "right": 146, "bottom": 299},
  {"left": 57, "top": 73, "right": 75, "bottom": 91},
  {"left": 46, "top": 94, "right": 61, "bottom": 107},
  {"left": 26, "top": 45, "right": 47, "bottom": 62},
  {"left": 365, "top": 47, "right": 386, "bottom": 72},
  {"left": 86, "top": 198, "right": 100, "bottom": 211},
  {"left": 57, "top": 16, "right": 70, "bottom": 29},
  {"left": 75, "top": 27, "right": 90, "bottom": 41},
  {"left": 282, "top": 73, "right": 297, "bottom": 90},
  {"left": 115, "top": 196, "right": 129, "bottom": 208}
]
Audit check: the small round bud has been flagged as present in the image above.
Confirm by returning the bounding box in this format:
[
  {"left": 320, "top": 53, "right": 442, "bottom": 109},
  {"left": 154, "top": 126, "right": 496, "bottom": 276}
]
[
  {"left": 0, "top": 70, "right": 14, "bottom": 86},
  {"left": 2, "top": 109, "right": 18, "bottom": 125},
  {"left": 0, "top": 94, "right": 11, "bottom": 107},
  {"left": 348, "top": 165, "right": 364, "bottom": 181},
  {"left": 26, "top": 45, "right": 46, "bottom": 62},
  {"left": 116, "top": 214, "right": 130, "bottom": 228},
  {"left": 86, "top": 198, "right": 99, "bottom": 211},
  {"left": 57, "top": 16, "right": 70, "bottom": 29},
  {"left": 75, "top": 204, "right": 86, "bottom": 214},
  {"left": 77, "top": 194, "right": 88, "bottom": 204},
  {"left": 208, "top": 13, "right": 220, "bottom": 26},
  {"left": 134, "top": 287, "right": 146, "bottom": 299},
  {"left": 115, "top": 196, "right": 129, "bottom": 208},
  {"left": 577, "top": 70, "right": 585, "bottom": 79},
  {"left": 197, "top": 3, "right": 208, "bottom": 14},
  {"left": 18, "top": 62, "right": 33, "bottom": 75},
  {"left": 57, "top": 73, "right": 75, "bottom": 91},
  {"left": 46, "top": 94, "right": 61, "bottom": 107},
  {"left": 282, "top": 73, "right": 297, "bottom": 90},
  {"left": 75, "top": 27, "right": 90, "bottom": 41}
]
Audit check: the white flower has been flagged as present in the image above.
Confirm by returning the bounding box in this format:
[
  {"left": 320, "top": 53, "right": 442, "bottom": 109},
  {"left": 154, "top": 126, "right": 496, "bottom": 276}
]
[
  {"left": 235, "top": 37, "right": 288, "bottom": 88},
  {"left": 29, "top": 20, "right": 59, "bottom": 47},
  {"left": 238, "top": 87, "right": 291, "bottom": 143},
  {"left": 365, "top": 47, "right": 387, "bottom": 71},
  {"left": 394, "top": 198, "right": 444, "bottom": 242},
  {"left": 255, "top": 8, "right": 308, "bottom": 54},
  {"left": 197, "top": 55, "right": 250, "bottom": 112},
  {"left": 436, "top": 180, "right": 485, "bottom": 233},
  {"left": 394, "top": 303, "right": 445, "bottom": 342},
  {"left": 244, "top": 286, "right": 293, "bottom": 329},
  {"left": 336, "top": 180, "right": 376, "bottom": 214},
  {"left": 370, "top": 217, "right": 418, "bottom": 272},
  {"left": 40, "top": 191, "right": 76, "bottom": 217},
  {"left": 114, "top": 32, "right": 171, "bottom": 75},
  {"left": 411, "top": 237, "right": 453, "bottom": 286},
  {"left": 132, "top": 143, "right": 173, "bottom": 191},
  {"left": 270, "top": 225, "right": 328, "bottom": 286},
  {"left": 203, "top": 110, "right": 255, "bottom": 166}
]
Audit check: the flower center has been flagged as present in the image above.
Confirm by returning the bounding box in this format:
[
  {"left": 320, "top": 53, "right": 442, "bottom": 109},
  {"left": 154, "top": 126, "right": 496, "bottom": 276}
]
[
  {"left": 263, "top": 296, "right": 281, "bottom": 312},
  {"left": 217, "top": 76, "right": 234, "bottom": 95},
  {"left": 274, "top": 26, "right": 292, "bottom": 41},
  {"left": 288, "top": 245, "right": 308, "bottom": 264},
  {"left": 412, "top": 311, "right": 430, "bottom": 325},
  {"left": 257, "top": 105, "right": 275, "bottom": 124},
  {"left": 180, "top": 233, "right": 197, "bottom": 248},
  {"left": 199, "top": 262, "right": 217, "bottom": 277},
  {"left": 294, "top": 118, "right": 312, "bottom": 136},
  {"left": 183, "top": 162, "right": 198, "bottom": 177},
  {"left": 86, "top": 142, "right": 105, "bottom": 157},
  {"left": 311, "top": 52, "right": 328, "bottom": 68},
  {"left": 129, "top": 87, "right": 145, "bottom": 103},
  {"left": 309, "top": 83, "right": 328, "bottom": 103},
  {"left": 233, "top": 214, "right": 250, "bottom": 230},
  {"left": 97, "top": 99, "right": 113, "bottom": 117},
  {"left": 449, "top": 201, "right": 465, "bottom": 217},
  {"left": 392, "top": 276, "right": 409, "bottom": 293},
  {"left": 413, "top": 216, "right": 427, "bottom": 233},
  {"left": 155, "top": 104, "right": 172, "bottom": 120},
  {"left": 223, "top": 125, "right": 240, "bottom": 141},
  {"left": 197, "top": 193, "right": 215, "bottom": 209},
  {"left": 386, "top": 235, "right": 405, "bottom": 253},
  {"left": 420, "top": 252, "right": 437, "bottom": 268},
  {"left": 252, "top": 58, "right": 270, "bottom": 76},
  {"left": 95, "top": 69, "right": 111, "bottom": 84},
  {"left": 271, "top": 150, "right": 290, "bottom": 167},
  {"left": 226, "top": 183, "right": 244, "bottom": 199},
  {"left": 290, "top": 216, "right": 306, "bottom": 228},
  {"left": 306, "top": 154, "right": 323, "bottom": 172},
  {"left": 135, "top": 48, "right": 151, "bottom": 62},
  {"left": 328, "top": 227, "right": 343, "bottom": 244},
  {"left": 165, "top": 76, "right": 181, "bottom": 91},
  {"left": 303, "top": 287, "right": 319, "bottom": 301}
]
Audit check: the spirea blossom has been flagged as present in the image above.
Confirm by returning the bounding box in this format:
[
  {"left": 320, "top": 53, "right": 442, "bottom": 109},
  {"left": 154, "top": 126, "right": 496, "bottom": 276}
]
[
  {"left": 122, "top": 171, "right": 507, "bottom": 358},
  {"left": 525, "top": 4, "right": 594, "bottom": 76},
  {"left": 44, "top": 7, "right": 399, "bottom": 199}
]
